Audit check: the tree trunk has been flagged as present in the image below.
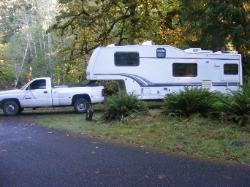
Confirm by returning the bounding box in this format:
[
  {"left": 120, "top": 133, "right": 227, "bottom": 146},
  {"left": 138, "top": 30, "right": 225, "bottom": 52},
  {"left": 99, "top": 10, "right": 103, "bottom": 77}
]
[
  {"left": 128, "top": 1, "right": 137, "bottom": 44},
  {"left": 16, "top": 41, "right": 29, "bottom": 86}
]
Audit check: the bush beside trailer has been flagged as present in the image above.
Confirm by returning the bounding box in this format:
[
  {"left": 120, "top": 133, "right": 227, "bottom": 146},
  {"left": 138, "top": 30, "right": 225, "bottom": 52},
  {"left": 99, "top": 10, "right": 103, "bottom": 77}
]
[{"left": 86, "top": 43, "right": 243, "bottom": 100}]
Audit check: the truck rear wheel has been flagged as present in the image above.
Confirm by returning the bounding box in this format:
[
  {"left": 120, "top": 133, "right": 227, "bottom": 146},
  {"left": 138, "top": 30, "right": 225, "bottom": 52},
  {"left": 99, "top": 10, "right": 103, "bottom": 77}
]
[
  {"left": 3, "top": 101, "right": 20, "bottom": 116},
  {"left": 74, "top": 98, "right": 90, "bottom": 113}
]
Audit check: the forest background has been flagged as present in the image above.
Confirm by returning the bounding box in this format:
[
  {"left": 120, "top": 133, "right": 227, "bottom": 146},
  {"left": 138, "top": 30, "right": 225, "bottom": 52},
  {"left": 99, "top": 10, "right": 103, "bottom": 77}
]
[{"left": 0, "top": 0, "right": 249, "bottom": 89}]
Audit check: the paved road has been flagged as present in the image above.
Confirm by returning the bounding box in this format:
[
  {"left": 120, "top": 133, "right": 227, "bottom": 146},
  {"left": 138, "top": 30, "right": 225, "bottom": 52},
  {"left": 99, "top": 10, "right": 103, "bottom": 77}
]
[{"left": 0, "top": 118, "right": 249, "bottom": 187}]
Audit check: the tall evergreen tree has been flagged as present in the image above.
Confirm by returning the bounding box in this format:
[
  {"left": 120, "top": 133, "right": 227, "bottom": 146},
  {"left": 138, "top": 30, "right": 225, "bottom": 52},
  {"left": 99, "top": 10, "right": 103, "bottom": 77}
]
[{"left": 180, "top": 0, "right": 250, "bottom": 72}]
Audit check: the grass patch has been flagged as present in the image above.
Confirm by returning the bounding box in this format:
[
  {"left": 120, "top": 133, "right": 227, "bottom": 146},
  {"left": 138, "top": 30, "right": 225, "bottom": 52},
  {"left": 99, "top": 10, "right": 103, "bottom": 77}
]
[{"left": 19, "top": 108, "right": 250, "bottom": 164}]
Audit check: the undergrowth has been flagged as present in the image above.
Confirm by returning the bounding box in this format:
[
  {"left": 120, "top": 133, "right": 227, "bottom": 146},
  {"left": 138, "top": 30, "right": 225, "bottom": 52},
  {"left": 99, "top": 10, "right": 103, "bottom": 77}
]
[{"left": 103, "top": 93, "right": 148, "bottom": 122}]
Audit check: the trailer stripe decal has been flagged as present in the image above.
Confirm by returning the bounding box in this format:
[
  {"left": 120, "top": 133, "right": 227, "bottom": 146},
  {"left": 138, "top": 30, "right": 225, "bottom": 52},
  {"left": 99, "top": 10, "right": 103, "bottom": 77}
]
[
  {"left": 94, "top": 74, "right": 240, "bottom": 87},
  {"left": 212, "top": 82, "right": 240, "bottom": 86},
  {"left": 140, "top": 57, "right": 239, "bottom": 61}
]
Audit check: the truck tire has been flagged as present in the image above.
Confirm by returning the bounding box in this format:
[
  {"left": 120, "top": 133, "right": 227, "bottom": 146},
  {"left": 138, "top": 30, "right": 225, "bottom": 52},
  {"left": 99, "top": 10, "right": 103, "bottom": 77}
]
[
  {"left": 3, "top": 100, "right": 20, "bottom": 116},
  {"left": 74, "top": 98, "right": 90, "bottom": 113}
]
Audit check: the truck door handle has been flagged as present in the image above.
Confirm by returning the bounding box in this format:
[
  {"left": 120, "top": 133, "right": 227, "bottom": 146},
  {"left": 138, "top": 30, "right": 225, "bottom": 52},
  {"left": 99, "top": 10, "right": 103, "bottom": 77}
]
[{"left": 44, "top": 91, "right": 48, "bottom": 94}]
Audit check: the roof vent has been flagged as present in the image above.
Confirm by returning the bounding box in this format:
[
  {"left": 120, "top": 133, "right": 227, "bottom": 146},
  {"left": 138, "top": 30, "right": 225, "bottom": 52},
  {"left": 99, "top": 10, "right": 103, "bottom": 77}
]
[
  {"left": 222, "top": 50, "right": 238, "bottom": 54},
  {"left": 184, "top": 48, "right": 212, "bottom": 53},
  {"left": 184, "top": 48, "right": 202, "bottom": 53},
  {"left": 142, "top": 41, "right": 153, "bottom": 45},
  {"left": 214, "top": 51, "right": 222, "bottom": 54},
  {"left": 107, "top": 44, "right": 115, "bottom": 47}
]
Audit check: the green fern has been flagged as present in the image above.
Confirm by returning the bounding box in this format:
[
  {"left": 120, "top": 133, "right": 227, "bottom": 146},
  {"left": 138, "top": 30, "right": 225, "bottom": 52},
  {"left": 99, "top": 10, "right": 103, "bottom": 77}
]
[
  {"left": 163, "top": 87, "right": 216, "bottom": 117},
  {"left": 215, "top": 85, "right": 250, "bottom": 126},
  {"left": 104, "top": 93, "right": 148, "bottom": 122}
]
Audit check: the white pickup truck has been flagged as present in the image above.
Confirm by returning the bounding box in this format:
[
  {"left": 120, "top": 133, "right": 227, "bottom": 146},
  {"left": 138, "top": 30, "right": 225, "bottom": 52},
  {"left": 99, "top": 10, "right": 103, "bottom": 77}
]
[{"left": 0, "top": 77, "right": 104, "bottom": 116}]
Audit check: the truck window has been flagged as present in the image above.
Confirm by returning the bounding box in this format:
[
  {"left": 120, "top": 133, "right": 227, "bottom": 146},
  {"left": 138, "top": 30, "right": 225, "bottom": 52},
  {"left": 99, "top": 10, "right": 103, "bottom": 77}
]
[
  {"left": 114, "top": 52, "right": 139, "bottom": 66},
  {"left": 224, "top": 64, "right": 238, "bottom": 75},
  {"left": 173, "top": 63, "right": 197, "bottom": 77},
  {"left": 29, "top": 80, "right": 46, "bottom": 90}
]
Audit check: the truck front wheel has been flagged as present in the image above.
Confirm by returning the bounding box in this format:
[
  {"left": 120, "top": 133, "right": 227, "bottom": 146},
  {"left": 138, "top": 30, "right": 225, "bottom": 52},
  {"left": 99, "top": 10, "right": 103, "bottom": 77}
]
[
  {"left": 74, "top": 98, "right": 90, "bottom": 113},
  {"left": 3, "top": 101, "right": 20, "bottom": 116}
]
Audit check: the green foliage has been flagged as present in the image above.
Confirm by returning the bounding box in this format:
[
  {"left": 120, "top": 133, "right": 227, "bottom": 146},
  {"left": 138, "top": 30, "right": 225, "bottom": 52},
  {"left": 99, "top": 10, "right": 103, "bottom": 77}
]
[
  {"left": 163, "top": 86, "right": 250, "bottom": 126},
  {"left": 180, "top": 0, "right": 250, "bottom": 70},
  {"left": 0, "top": 40, "right": 15, "bottom": 89},
  {"left": 163, "top": 87, "right": 216, "bottom": 117},
  {"left": 0, "top": 0, "right": 61, "bottom": 87},
  {"left": 0, "top": 62, "right": 15, "bottom": 89},
  {"left": 51, "top": 0, "right": 164, "bottom": 57},
  {"left": 104, "top": 93, "right": 148, "bottom": 122},
  {"left": 214, "top": 86, "right": 250, "bottom": 126},
  {"left": 103, "top": 81, "right": 119, "bottom": 96}
]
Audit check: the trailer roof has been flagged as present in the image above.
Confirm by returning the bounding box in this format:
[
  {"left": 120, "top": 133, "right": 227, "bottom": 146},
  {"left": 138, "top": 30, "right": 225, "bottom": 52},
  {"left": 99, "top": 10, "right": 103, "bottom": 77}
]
[{"left": 103, "top": 44, "right": 239, "bottom": 56}]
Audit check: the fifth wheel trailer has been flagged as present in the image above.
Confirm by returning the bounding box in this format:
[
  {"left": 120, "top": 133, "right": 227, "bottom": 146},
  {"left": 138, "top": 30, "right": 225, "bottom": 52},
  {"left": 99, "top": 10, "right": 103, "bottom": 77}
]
[{"left": 86, "top": 43, "right": 243, "bottom": 100}]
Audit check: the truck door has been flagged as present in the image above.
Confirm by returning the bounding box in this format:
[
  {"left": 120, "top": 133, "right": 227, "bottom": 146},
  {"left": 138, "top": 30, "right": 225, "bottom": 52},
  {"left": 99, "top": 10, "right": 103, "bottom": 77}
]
[{"left": 22, "top": 79, "right": 52, "bottom": 107}]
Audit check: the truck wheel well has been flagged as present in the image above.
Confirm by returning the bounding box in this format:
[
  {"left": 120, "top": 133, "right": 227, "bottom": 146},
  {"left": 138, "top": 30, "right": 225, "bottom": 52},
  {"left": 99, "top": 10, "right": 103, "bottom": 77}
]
[
  {"left": 2, "top": 99, "right": 21, "bottom": 107},
  {"left": 72, "top": 94, "right": 91, "bottom": 105}
]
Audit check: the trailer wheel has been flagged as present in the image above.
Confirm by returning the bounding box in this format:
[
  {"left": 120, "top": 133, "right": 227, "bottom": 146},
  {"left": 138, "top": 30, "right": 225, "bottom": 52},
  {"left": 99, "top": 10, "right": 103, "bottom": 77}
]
[
  {"left": 74, "top": 98, "right": 90, "bottom": 113},
  {"left": 3, "top": 100, "right": 20, "bottom": 116}
]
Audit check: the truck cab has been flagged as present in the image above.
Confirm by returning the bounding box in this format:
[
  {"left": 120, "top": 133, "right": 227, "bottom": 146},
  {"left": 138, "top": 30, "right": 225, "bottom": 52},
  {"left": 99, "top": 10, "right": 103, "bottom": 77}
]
[{"left": 20, "top": 77, "right": 53, "bottom": 107}]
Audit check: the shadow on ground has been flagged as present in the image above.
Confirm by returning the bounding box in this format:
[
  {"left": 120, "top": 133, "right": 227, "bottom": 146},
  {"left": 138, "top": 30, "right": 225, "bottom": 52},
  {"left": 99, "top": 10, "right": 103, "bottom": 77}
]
[{"left": 0, "top": 107, "right": 104, "bottom": 117}]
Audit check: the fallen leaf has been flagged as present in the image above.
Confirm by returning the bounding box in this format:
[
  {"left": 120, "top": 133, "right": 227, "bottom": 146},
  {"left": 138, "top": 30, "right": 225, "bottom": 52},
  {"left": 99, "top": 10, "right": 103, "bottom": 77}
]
[
  {"left": 223, "top": 147, "right": 230, "bottom": 153},
  {"left": 158, "top": 174, "right": 168, "bottom": 180},
  {"left": 176, "top": 144, "right": 186, "bottom": 149}
]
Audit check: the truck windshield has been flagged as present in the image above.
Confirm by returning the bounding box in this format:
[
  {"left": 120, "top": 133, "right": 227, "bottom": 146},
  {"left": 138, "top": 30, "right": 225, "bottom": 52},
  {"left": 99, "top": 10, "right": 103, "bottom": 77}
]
[{"left": 20, "top": 81, "right": 31, "bottom": 90}]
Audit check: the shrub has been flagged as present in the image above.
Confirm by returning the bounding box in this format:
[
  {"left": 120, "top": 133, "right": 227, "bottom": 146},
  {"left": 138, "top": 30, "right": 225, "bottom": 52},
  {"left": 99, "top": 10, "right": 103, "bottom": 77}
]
[
  {"left": 104, "top": 93, "right": 148, "bottom": 122},
  {"left": 163, "top": 87, "right": 216, "bottom": 117},
  {"left": 214, "top": 85, "right": 250, "bottom": 126}
]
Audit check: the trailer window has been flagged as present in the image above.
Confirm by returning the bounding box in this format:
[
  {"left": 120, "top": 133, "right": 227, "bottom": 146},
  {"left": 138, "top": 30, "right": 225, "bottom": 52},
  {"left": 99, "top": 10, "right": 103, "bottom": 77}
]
[
  {"left": 115, "top": 52, "right": 139, "bottom": 66},
  {"left": 224, "top": 64, "right": 238, "bottom": 75},
  {"left": 173, "top": 63, "right": 197, "bottom": 77}
]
